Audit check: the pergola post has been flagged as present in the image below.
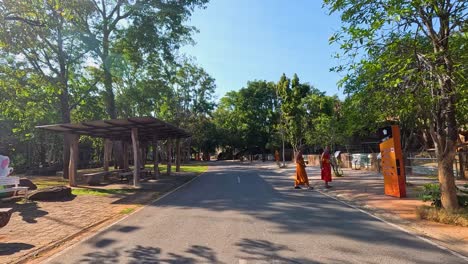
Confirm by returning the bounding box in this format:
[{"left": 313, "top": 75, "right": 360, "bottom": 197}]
[
  {"left": 140, "top": 142, "right": 147, "bottom": 168},
  {"left": 138, "top": 145, "right": 143, "bottom": 171},
  {"left": 68, "top": 134, "right": 79, "bottom": 187},
  {"left": 118, "top": 141, "right": 126, "bottom": 169},
  {"left": 62, "top": 134, "right": 71, "bottom": 179},
  {"left": 167, "top": 139, "right": 172, "bottom": 176},
  {"left": 122, "top": 142, "right": 129, "bottom": 170},
  {"left": 103, "top": 139, "right": 112, "bottom": 171},
  {"left": 131, "top": 128, "right": 140, "bottom": 187},
  {"left": 152, "top": 135, "right": 159, "bottom": 179},
  {"left": 175, "top": 138, "right": 181, "bottom": 172}
]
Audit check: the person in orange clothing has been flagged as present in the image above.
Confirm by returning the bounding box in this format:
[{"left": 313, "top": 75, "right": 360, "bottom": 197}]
[
  {"left": 294, "top": 148, "right": 312, "bottom": 189},
  {"left": 274, "top": 150, "right": 280, "bottom": 164},
  {"left": 321, "top": 146, "right": 332, "bottom": 188}
]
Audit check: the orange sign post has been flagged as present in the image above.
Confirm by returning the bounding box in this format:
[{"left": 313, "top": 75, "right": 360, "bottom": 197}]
[{"left": 379, "top": 125, "right": 406, "bottom": 198}]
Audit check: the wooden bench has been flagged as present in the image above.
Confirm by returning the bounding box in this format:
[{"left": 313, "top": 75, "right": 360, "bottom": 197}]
[
  {"left": 119, "top": 171, "right": 134, "bottom": 182},
  {"left": 0, "top": 177, "right": 29, "bottom": 197},
  {"left": 140, "top": 169, "right": 152, "bottom": 178},
  {"left": 82, "top": 171, "right": 110, "bottom": 186},
  {"left": 118, "top": 168, "right": 153, "bottom": 183}
]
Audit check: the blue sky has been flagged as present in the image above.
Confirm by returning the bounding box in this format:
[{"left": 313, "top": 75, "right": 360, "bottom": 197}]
[{"left": 181, "top": 0, "right": 344, "bottom": 100}]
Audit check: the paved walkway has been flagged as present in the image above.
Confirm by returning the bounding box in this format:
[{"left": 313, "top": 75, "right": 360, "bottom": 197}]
[
  {"left": 266, "top": 162, "right": 468, "bottom": 257},
  {"left": 0, "top": 174, "right": 195, "bottom": 264}
]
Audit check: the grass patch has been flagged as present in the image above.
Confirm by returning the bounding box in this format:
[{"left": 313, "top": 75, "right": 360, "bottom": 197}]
[
  {"left": 416, "top": 205, "right": 468, "bottom": 227},
  {"left": 34, "top": 179, "right": 69, "bottom": 189},
  {"left": 119, "top": 207, "right": 135, "bottom": 214},
  {"left": 144, "top": 163, "right": 208, "bottom": 174},
  {"left": 72, "top": 188, "right": 135, "bottom": 196},
  {"left": 180, "top": 164, "right": 208, "bottom": 174}
]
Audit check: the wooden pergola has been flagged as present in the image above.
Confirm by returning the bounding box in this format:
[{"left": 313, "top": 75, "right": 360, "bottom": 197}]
[{"left": 36, "top": 117, "right": 191, "bottom": 187}]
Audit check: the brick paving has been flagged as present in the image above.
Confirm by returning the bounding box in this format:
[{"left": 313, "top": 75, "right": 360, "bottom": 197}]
[{"left": 0, "top": 174, "right": 195, "bottom": 264}]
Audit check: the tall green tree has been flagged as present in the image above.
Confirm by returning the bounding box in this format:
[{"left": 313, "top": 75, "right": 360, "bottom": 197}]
[
  {"left": 0, "top": 0, "right": 93, "bottom": 177},
  {"left": 324, "top": 0, "right": 467, "bottom": 210},
  {"left": 214, "top": 81, "right": 279, "bottom": 156},
  {"left": 75, "top": 0, "right": 209, "bottom": 119},
  {"left": 303, "top": 93, "right": 343, "bottom": 148},
  {"left": 276, "top": 74, "right": 310, "bottom": 154}
]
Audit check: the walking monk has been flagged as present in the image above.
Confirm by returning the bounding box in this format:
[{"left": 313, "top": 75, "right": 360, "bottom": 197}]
[
  {"left": 294, "top": 148, "right": 312, "bottom": 189},
  {"left": 321, "top": 146, "right": 332, "bottom": 188}
]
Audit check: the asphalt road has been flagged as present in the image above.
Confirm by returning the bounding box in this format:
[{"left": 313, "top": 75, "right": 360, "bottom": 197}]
[{"left": 46, "top": 162, "right": 466, "bottom": 264}]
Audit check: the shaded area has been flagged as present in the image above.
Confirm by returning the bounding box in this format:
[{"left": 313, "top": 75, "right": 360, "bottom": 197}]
[
  {"left": 149, "top": 161, "right": 463, "bottom": 261},
  {"left": 79, "top": 245, "right": 224, "bottom": 264},
  {"left": 46, "top": 161, "right": 466, "bottom": 264},
  {"left": 236, "top": 239, "right": 317, "bottom": 264},
  {"left": 0, "top": 242, "right": 34, "bottom": 256},
  {"left": 12, "top": 201, "right": 49, "bottom": 224}
]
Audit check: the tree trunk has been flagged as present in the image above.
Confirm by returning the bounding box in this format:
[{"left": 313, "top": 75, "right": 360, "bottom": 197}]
[
  {"left": 59, "top": 88, "right": 71, "bottom": 179},
  {"left": 460, "top": 152, "right": 467, "bottom": 180},
  {"left": 68, "top": 134, "right": 79, "bottom": 187},
  {"left": 438, "top": 153, "right": 459, "bottom": 211},
  {"left": 57, "top": 14, "right": 71, "bottom": 179},
  {"left": 102, "top": 18, "right": 116, "bottom": 119},
  {"left": 282, "top": 132, "right": 285, "bottom": 167}
]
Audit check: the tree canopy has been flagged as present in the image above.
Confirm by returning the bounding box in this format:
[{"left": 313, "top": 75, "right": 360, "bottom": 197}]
[{"left": 324, "top": 0, "right": 467, "bottom": 210}]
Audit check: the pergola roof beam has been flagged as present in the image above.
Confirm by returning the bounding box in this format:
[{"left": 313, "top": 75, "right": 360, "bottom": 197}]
[{"left": 36, "top": 117, "right": 190, "bottom": 141}]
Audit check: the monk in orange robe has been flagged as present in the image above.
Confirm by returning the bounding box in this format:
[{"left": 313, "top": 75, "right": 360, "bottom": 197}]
[
  {"left": 294, "top": 150, "right": 312, "bottom": 189},
  {"left": 274, "top": 150, "right": 280, "bottom": 164},
  {"left": 321, "top": 146, "right": 332, "bottom": 188}
]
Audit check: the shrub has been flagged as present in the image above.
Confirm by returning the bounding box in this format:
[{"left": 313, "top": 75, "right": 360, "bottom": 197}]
[
  {"left": 419, "top": 183, "right": 468, "bottom": 208},
  {"left": 420, "top": 183, "right": 441, "bottom": 207}
]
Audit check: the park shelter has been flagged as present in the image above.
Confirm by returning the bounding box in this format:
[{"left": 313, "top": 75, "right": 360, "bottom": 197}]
[{"left": 36, "top": 117, "right": 191, "bottom": 187}]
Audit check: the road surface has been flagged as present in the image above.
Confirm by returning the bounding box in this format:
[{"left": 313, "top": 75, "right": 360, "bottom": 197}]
[{"left": 46, "top": 162, "right": 466, "bottom": 264}]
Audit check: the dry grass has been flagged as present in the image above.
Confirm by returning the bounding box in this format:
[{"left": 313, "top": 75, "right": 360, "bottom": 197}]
[{"left": 416, "top": 205, "right": 468, "bottom": 227}]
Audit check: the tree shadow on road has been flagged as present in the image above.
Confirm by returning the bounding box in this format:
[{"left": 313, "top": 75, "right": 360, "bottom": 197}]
[
  {"left": 0, "top": 242, "right": 34, "bottom": 256},
  {"left": 236, "top": 238, "right": 318, "bottom": 263},
  {"left": 13, "top": 200, "right": 49, "bottom": 224},
  {"left": 79, "top": 244, "right": 224, "bottom": 264},
  {"left": 149, "top": 162, "right": 464, "bottom": 263}
]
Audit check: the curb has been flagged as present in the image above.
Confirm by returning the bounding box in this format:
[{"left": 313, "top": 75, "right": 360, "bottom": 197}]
[
  {"left": 315, "top": 189, "right": 468, "bottom": 263},
  {"left": 16, "top": 171, "right": 206, "bottom": 264}
]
